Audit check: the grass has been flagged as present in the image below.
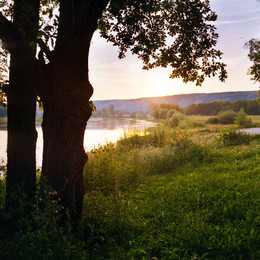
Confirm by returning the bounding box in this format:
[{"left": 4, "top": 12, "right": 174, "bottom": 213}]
[
  {"left": 82, "top": 127, "right": 260, "bottom": 259},
  {"left": 0, "top": 125, "right": 259, "bottom": 259},
  {"left": 251, "top": 115, "right": 260, "bottom": 126},
  {"left": 186, "top": 115, "right": 260, "bottom": 126},
  {"left": 181, "top": 115, "right": 260, "bottom": 128}
]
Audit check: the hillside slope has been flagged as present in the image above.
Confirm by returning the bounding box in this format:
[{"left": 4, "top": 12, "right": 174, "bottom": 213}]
[{"left": 93, "top": 91, "right": 259, "bottom": 112}]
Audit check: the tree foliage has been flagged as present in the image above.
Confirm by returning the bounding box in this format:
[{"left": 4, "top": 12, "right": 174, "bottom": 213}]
[
  {"left": 206, "top": 110, "right": 237, "bottom": 125},
  {"left": 245, "top": 38, "right": 260, "bottom": 83},
  {"left": 0, "top": 1, "right": 227, "bottom": 87},
  {"left": 235, "top": 108, "right": 252, "bottom": 128},
  {"left": 185, "top": 99, "right": 260, "bottom": 116},
  {"left": 100, "top": 0, "right": 227, "bottom": 86},
  {"left": 0, "top": 42, "right": 8, "bottom": 107},
  {"left": 245, "top": 38, "right": 260, "bottom": 104},
  {"left": 149, "top": 102, "right": 183, "bottom": 119}
]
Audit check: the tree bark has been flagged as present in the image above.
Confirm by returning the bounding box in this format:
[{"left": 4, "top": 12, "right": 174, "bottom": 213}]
[
  {"left": 41, "top": 46, "right": 93, "bottom": 220},
  {"left": 6, "top": 54, "right": 38, "bottom": 216},
  {"left": 5, "top": 0, "right": 40, "bottom": 227},
  {"left": 40, "top": 0, "right": 109, "bottom": 220}
]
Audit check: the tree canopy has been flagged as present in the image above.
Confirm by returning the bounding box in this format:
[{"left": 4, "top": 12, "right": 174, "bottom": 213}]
[
  {"left": 245, "top": 38, "right": 260, "bottom": 84},
  {"left": 0, "top": 0, "right": 227, "bottom": 87},
  {"left": 100, "top": 0, "right": 227, "bottom": 85}
]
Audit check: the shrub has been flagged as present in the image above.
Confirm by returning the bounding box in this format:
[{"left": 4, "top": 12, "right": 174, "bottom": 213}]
[
  {"left": 166, "top": 109, "right": 176, "bottom": 118},
  {"left": 235, "top": 108, "right": 252, "bottom": 128},
  {"left": 206, "top": 116, "right": 219, "bottom": 124},
  {"left": 206, "top": 110, "right": 237, "bottom": 125},
  {"left": 217, "top": 110, "right": 237, "bottom": 124},
  {"left": 219, "top": 128, "right": 252, "bottom": 146},
  {"left": 166, "top": 111, "right": 184, "bottom": 127}
]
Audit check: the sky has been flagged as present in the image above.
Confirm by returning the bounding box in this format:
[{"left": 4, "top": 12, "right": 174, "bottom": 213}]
[{"left": 89, "top": 0, "right": 260, "bottom": 101}]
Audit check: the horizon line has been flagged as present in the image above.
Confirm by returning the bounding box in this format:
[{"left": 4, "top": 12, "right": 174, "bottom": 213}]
[{"left": 92, "top": 90, "right": 259, "bottom": 102}]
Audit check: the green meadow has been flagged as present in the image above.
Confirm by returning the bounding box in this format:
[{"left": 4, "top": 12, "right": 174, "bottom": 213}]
[{"left": 0, "top": 124, "right": 259, "bottom": 259}]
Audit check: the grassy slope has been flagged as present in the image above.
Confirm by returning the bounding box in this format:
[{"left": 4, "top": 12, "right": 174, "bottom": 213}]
[
  {"left": 0, "top": 126, "right": 259, "bottom": 259},
  {"left": 83, "top": 127, "right": 260, "bottom": 259}
]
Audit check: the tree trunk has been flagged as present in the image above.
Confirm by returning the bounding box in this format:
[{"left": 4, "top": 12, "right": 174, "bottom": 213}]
[
  {"left": 41, "top": 52, "right": 93, "bottom": 220},
  {"left": 5, "top": 0, "right": 39, "bottom": 228},
  {"left": 6, "top": 54, "right": 37, "bottom": 218},
  {"left": 40, "top": 0, "right": 109, "bottom": 220}
]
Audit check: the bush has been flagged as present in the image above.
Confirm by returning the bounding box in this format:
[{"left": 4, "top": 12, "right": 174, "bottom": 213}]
[
  {"left": 149, "top": 103, "right": 183, "bottom": 119},
  {"left": 206, "top": 116, "right": 219, "bottom": 124},
  {"left": 217, "top": 110, "right": 237, "bottom": 124},
  {"left": 235, "top": 108, "right": 252, "bottom": 128},
  {"left": 166, "top": 109, "right": 176, "bottom": 119},
  {"left": 219, "top": 128, "right": 252, "bottom": 146},
  {"left": 166, "top": 111, "right": 184, "bottom": 127},
  {"left": 206, "top": 110, "right": 237, "bottom": 125}
]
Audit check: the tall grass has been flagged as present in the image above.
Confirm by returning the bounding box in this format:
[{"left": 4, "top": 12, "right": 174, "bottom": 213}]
[
  {"left": 0, "top": 126, "right": 259, "bottom": 259},
  {"left": 83, "top": 126, "right": 260, "bottom": 259}
]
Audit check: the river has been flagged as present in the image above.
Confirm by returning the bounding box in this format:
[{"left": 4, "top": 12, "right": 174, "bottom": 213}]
[
  {"left": 238, "top": 128, "right": 260, "bottom": 135},
  {"left": 0, "top": 118, "right": 157, "bottom": 167}
]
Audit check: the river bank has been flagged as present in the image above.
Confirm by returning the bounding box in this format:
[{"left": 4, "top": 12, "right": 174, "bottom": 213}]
[{"left": 0, "top": 125, "right": 259, "bottom": 259}]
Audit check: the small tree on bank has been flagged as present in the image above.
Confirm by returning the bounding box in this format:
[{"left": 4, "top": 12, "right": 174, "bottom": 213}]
[
  {"left": 0, "top": 0, "right": 227, "bottom": 220},
  {"left": 235, "top": 108, "right": 252, "bottom": 128}
]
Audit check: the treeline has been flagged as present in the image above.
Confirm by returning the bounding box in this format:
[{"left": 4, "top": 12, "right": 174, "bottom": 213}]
[
  {"left": 149, "top": 102, "right": 254, "bottom": 128},
  {"left": 148, "top": 103, "right": 184, "bottom": 119},
  {"left": 185, "top": 99, "right": 260, "bottom": 115},
  {"left": 92, "top": 104, "right": 148, "bottom": 119},
  {"left": 149, "top": 99, "right": 260, "bottom": 119}
]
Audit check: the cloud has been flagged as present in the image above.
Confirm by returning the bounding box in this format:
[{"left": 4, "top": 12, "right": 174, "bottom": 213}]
[{"left": 215, "top": 16, "right": 260, "bottom": 25}]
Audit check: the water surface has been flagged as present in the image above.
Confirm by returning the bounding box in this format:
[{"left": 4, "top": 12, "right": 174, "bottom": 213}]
[
  {"left": 239, "top": 128, "right": 260, "bottom": 135},
  {"left": 0, "top": 118, "right": 157, "bottom": 167}
]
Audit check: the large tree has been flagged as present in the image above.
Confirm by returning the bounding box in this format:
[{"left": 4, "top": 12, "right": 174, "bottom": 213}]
[
  {"left": 0, "top": 0, "right": 40, "bottom": 227},
  {"left": 0, "top": 0, "right": 227, "bottom": 220}
]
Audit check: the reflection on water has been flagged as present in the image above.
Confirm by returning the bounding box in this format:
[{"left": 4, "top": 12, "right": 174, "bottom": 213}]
[
  {"left": 0, "top": 118, "right": 157, "bottom": 167},
  {"left": 87, "top": 118, "right": 145, "bottom": 130},
  {"left": 0, "top": 130, "right": 7, "bottom": 166}
]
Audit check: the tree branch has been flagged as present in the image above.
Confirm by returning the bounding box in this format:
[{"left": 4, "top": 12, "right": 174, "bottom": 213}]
[
  {"left": 0, "top": 12, "right": 40, "bottom": 65},
  {"left": 0, "top": 12, "right": 18, "bottom": 53},
  {"left": 37, "top": 38, "right": 53, "bottom": 61}
]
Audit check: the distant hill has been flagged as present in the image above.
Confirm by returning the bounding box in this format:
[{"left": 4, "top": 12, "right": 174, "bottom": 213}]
[
  {"left": 93, "top": 91, "right": 259, "bottom": 112},
  {"left": 1, "top": 91, "right": 258, "bottom": 117}
]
